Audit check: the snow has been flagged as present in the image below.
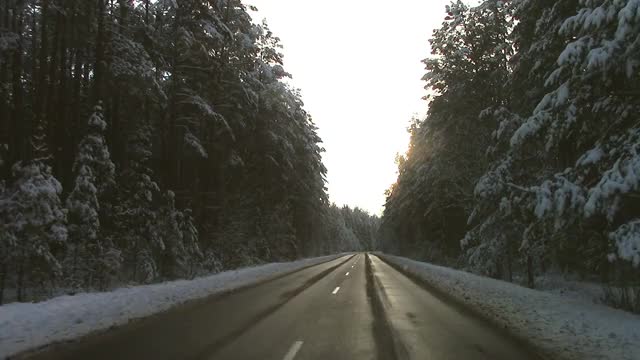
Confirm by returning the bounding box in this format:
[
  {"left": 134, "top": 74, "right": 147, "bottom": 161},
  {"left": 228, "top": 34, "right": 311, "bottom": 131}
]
[
  {"left": 609, "top": 220, "right": 640, "bottom": 267},
  {"left": 511, "top": 111, "right": 548, "bottom": 146},
  {"left": 545, "top": 67, "right": 564, "bottom": 87},
  {"left": 583, "top": 7, "right": 607, "bottom": 30},
  {"left": 557, "top": 40, "right": 586, "bottom": 66},
  {"left": 1, "top": 162, "right": 68, "bottom": 248},
  {"left": 584, "top": 147, "right": 640, "bottom": 220},
  {"left": 555, "top": 178, "right": 585, "bottom": 219},
  {"left": 376, "top": 253, "right": 640, "bottom": 360},
  {"left": 534, "top": 180, "right": 553, "bottom": 219},
  {"left": 555, "top": 82, "right": 570, "bottom": 106},
  {"left": 201, "top": 20, "right": 223, "bottom": 41},
  {"left": 616, "top": 0, "right": 640, "bottom": 41},
  {"left": 577, "top": 146, "right": 605, "bottom": 166},
  {"left": 0, "top": 254, "right": 346, "bottom": 358},
  {"left": 184, "top": 131, "right": 209, "bottom": 159},
  {"left": 533, "top": 273, "right": 605, "bottom": 305},
  {"left": 474, "top": 158, "right": 510, "bottom": 199},
  {"left": 587, "top": 43, "right": 614, "bottom": 70}
]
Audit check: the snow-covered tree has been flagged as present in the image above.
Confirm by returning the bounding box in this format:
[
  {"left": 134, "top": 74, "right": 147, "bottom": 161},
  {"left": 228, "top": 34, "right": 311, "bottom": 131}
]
[
  {"left": 0, "top": 161, "right": 67, "bottom": 300},
  {"left": 180, "top": 208, "right": 202, "bottom": 278},
  {"left": 65, "top": 164, "right": 100, "bottom": 289},
  {"left": 156, "top": 190, "right": 202, "bottom": 279},
  {"left": 115, "top": 123, "right": 161, "bottom": 284},
  {"left": 76, "top": 104, "right": 116, "bottom": 199},
  {"left": 382, "top": 1, "right": 515, "bottom": 263},
  {"left": 157, "top": 190, "right": 183, "bottom": 279},
  {"left": 460, "top": 0, "right": 640, "bottom": 290},
  {"left": 512, "top": 0, "right": 639, "bottom": 271},
  {"left": 1, "top": 0, "right": 337, "bottom": 300},
  {"left": 65, "top": 105, "right": 118, "bottom": 290}
]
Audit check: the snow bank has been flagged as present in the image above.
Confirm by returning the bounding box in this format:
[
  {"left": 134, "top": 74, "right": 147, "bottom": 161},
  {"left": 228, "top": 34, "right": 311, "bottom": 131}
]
[
  {"left": 0, "top": 254, "right": 346, "bottom": 358},
  {"left": 533, "top": 274, "right": 605, "bottom": 305},
  {"left": 376, "top": 253, "right": 640, "bottom": 360}
]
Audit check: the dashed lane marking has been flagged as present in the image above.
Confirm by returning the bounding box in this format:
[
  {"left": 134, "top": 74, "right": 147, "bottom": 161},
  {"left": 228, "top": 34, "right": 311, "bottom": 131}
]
[{"left": 283, "top": 341, "right": 304, "bottom": 360}]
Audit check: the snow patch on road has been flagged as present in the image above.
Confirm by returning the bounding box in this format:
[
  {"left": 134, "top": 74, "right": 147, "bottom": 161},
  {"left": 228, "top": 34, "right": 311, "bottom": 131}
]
[
  {"left": 376, "top": 253, "right": 640, "bottom": 360},
  {"left": 0, "top": 254, "right": 346, "bottom": 358}
]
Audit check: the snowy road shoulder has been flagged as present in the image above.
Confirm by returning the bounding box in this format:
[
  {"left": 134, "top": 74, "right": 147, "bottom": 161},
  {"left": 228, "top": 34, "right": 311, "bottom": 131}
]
[
  {"left": 0, "top": 254, "right": 347, "bottom": 359},
  {"left": 375, "top": 253, "right": 640, "bottom": 360}
]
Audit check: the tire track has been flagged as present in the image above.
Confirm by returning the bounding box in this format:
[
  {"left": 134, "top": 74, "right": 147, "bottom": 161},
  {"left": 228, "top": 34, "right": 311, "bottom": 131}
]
[{"left": 365, "top": 253, "right": 408, "bottom": 360}]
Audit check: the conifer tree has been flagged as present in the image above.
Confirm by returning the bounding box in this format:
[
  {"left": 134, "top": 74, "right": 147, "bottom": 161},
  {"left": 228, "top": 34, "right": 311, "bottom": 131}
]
[
  {"left": 65, "top": 105, "right": 118, "bottom": 289},
  {"left": 0, "top": 162, "right": 67, "bottom": 300},
  {"left": 116, "top": 123, "right": 162, "bottom": 283}
]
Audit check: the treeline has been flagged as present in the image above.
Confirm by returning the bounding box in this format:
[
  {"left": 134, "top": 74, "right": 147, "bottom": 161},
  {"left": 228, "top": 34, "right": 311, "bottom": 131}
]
[
  {"left": 324, "top": 205, "right": 380, "bottom": 253},
  {"left": 0, "top": 0, "right": 377, "bottom": 304},
  {"left": 381, "top": 0, "right": 640, "bottom": 308}
]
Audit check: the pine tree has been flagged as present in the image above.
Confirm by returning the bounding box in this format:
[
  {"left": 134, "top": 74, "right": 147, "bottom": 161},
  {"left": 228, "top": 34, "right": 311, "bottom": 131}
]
[
  {"left": 181, "top": 208, "right": 202, "bottom": 278},
  {"left": 157, "top": 190, "right": 198, "bottom": 279},
  {"left": 460, "top": 1, "right": 582, "bottom": 284},
  {"left": 382, "top": 1, "right": 514, "bottom": 263},
  {"left": 78, "top": 105, "right": 116, "bottom": 199},
  {"left": 65, "top": 105, "right": 118, "bottom": 290},
  {"left": 115, "top": 123, "right": 162, "bottom": 284},
  {"left": 65, "top": 164, "right": 100, "bottom": 290},
  {"left": 0, "top": 161, "right": 67, "bottom": 301},
  {"left": 0, "top": 0, "right": 339, "bottom": 300},
  {"left": 414, "top": 0, "right": 640, "bottom": 294}
]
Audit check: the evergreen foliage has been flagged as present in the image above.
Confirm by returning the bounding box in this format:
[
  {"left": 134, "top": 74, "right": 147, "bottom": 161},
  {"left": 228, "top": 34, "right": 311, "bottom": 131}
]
[
  {"left": 0, "top": 0, "right": 378, "bottom": 303},
  {"left": 0, "top": 161, "right": 67, "bottom": 301},
  {"left": 381, "top": 0, "right": 640, "bottom": 311}
]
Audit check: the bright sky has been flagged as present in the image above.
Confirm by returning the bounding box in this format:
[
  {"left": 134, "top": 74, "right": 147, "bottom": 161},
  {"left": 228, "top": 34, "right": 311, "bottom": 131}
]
[{"left": 249, "top": 0, "right": 451, "bottom": 215}]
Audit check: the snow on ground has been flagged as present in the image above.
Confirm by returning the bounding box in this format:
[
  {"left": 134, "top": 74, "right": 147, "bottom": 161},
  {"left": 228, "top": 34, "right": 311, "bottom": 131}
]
[
  {"left": 0, "top": 254, "right": 346, "bottom": 359},
  {"left": 531, "top": 273, "right": 606, "bottom": 305},
  {"left": 376, "top": 253, "right": 640, "bottom": 360}
]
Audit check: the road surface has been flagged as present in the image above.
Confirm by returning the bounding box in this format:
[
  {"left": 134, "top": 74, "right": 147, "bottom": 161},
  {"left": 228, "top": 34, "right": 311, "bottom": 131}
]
[{"left": 24, "top": 253, "right": 541, "bottom": 360}]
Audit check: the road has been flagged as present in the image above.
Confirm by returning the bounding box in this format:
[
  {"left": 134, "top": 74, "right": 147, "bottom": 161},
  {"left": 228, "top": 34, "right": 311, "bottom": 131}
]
[{"left": 24, "top": 253, "right": 541, "bottom": 360}]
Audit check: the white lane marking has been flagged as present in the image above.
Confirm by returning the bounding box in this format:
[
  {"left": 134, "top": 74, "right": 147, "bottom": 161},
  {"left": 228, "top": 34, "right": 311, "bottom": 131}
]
[
  {"left": 345, "top": 272, "right": 350, "bottom": 276},
  {"left": 332, "top": 286, "right": 340, "bottom": 295},
  {"left": 283, "top": 341, "right": 304, "bottom": 360}
]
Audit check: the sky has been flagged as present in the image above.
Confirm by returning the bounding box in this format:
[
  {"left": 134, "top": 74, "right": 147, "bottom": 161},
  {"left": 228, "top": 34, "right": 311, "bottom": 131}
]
[{"left": 248, "top": 0, "right": 451, "bottom": 215}]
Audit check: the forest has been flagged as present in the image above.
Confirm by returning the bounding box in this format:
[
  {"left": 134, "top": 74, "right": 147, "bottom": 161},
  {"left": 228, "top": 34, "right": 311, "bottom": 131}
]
[
  {"left": 0, "top": 0, "right": 379, "bottom": 304},
  {"left": 380, "top": 0, "right": 640, "bottom": 312}
]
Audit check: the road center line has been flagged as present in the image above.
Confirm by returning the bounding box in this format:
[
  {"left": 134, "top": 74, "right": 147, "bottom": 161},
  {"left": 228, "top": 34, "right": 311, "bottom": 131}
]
[
  {"left": 332, "top": 286, "right": 340, "bottom": 295},
  {"left": 283, "top": 341, "right": 304, "bottom": 360}
]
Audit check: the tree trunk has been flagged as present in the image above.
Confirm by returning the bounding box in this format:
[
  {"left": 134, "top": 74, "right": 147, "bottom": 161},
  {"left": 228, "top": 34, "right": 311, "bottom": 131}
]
[
  {"left": 34, "top": 0, "right": 49, "bottom": 156},
  {"left": 527, "top": 255, "right": 535, "bottom": 289},
  {"left": 165, "top": 1, "right": 182, "bottom": 190},
  {"left": 46, "top": 6, "right": 62, "bottom": 171},
  {"left": 16, "top": 251, "right": 25, "bottom": 302},
  {"left": 0, "top": 262, "right": 6, "bottom": 304},
  {"left": 56, "top": 7, "right": 71, "bottom": 186},
  {"left": 93, "top": 0, "right": 105, "bottom": 103},
  {"left": 0, "top": 47, "right": 9, "bottom": 178},
  {"left": 12, "top": 2, "right": 28, "bottom": 162},
  {"left": 506, "top": 244, "right": 513, "bottom": 283},
  {"left": 71, "top": 2, "right": 83, "bottom": 155}
]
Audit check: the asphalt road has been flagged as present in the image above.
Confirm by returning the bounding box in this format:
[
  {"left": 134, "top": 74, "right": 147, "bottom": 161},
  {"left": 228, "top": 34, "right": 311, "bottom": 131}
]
[{"left": 24, "top": 253, "right": 541, "bottom": 360}]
